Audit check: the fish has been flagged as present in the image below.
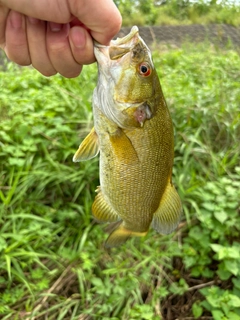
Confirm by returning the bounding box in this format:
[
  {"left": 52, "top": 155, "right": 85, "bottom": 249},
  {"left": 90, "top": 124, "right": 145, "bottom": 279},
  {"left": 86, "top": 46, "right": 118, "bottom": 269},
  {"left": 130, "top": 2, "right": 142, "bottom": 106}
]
[{"left": 73, "top": 26, "right": 182, "bottom": 248}]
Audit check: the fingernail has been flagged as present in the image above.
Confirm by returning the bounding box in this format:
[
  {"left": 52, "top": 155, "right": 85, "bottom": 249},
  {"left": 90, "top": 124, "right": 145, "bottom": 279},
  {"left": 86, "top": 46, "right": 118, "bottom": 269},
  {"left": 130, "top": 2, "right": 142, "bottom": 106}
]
[
  {"left": 49, "top": 22, "right": 62, "bottom": 32},
  {"left": 28, "top": 17, "right": 40, "bottom": 25},
  {"left": 71, "top": 27, "right": 86, "bottom": 48},
  {"left": 10, "top": 11, "right": 23, "bottom": 29}
]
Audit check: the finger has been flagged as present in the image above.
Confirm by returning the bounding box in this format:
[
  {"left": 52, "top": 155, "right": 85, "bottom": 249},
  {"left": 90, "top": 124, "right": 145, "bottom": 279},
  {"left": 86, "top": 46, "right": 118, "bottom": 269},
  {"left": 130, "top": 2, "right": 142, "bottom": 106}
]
[
  {"left": 46, "top": 22, "right": 82, "bottom": 78},
  {"left": 0, "top": 5, "right": 9, "bottom": 49},
  {"left": 0, "top": 0, "right": 71, "bottom": 23},
  {"left": 5, "top": 10, "right": 30, "bottom": 65},
  {"left": 69, "top": 26, "right": 95, "bottom": 65},
  {"left": 68, "top": 0, "right": 122, "bottom": 44},
  {"left": 26, "top": 17, "right": 56, "bottom": 76}
]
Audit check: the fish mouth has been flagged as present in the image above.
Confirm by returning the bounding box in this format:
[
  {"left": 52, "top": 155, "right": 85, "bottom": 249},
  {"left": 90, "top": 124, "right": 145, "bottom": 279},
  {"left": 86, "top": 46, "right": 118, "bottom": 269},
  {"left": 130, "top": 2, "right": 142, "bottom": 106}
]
[
  {"left": 94, "top": 26, "right": 140, "bottom": 62},
  {"left": 110, "top": 26, "right": 139, "bottom": 46}
]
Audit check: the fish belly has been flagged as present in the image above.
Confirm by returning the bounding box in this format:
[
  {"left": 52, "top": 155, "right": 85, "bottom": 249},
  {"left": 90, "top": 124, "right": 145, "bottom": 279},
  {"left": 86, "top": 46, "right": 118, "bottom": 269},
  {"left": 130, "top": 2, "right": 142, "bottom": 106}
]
[{"left": 97, "top": 107, "right": 173, "bottom": 233}]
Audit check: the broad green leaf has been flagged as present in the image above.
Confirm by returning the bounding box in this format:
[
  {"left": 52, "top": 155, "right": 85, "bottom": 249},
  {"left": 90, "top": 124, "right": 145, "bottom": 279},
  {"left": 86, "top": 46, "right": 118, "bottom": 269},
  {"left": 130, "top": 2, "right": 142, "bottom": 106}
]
[
  {"left": 224, "top": 260, "right": 239, "bottom": 276},
  {"left": 228, "top": 294, "right": 240, "bottom": 308},
  {"left": 212, "top": 309, "right": 225, "bottom": 320},
  {"left": 192, "top": 302, "right": 203, "bottom": 318},
  {"left": 214, "top": 211, "right": 228, "bottom": 224}
]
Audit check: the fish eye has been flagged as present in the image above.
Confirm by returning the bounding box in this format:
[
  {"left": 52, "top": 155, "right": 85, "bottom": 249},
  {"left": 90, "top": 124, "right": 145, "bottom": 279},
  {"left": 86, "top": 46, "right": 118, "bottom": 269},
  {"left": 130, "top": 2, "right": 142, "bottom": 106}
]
[{"left": 139, "top": 63, "right": 151, "bottom": 77}]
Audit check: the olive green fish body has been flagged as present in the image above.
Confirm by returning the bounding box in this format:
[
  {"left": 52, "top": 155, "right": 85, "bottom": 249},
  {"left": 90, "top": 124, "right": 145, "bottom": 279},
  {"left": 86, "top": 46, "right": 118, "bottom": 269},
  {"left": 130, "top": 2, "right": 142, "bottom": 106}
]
[
  {"left": 94, "top": 96, "right": 173, "bottom": 233},
  {"left": 73, "top": 26, "right": 182, "bottom": 248}
]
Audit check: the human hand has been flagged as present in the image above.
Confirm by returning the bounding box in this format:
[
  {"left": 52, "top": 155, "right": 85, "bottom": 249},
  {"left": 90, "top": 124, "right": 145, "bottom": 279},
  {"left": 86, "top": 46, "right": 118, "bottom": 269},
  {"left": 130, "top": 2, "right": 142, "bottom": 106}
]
[{"left": 0, "top": 0, "right": 122, "bottom": 77}]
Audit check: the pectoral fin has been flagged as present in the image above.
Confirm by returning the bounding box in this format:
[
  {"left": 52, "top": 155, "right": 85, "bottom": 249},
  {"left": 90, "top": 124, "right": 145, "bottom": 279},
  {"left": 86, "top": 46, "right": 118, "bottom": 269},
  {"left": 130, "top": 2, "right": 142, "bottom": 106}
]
[
  {"left": 109, "top": 129, "right": 139, "bottom": 165},
  {"left": 105, "top": 223, "right": 147, "bottom": 248},
  {"left": 73, "top": 127, "right": 99, "bottom": 162},
  {"left": 92, "top": 187, "right": 120, "bottom": 223},
  {"left": 152, "top": 180, "right": 182, "bottom": 234}
]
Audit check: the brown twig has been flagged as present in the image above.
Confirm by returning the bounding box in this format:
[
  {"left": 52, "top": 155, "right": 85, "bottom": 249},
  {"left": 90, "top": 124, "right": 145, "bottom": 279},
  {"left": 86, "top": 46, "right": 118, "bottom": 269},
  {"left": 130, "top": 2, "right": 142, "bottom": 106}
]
[
  {"left": 175, "top": 317, "right": 213, "bottom": 320},
  {"left": 187, "top": 280, "right": 215, "bottom": 292},
  {"left": 154, "top": 274, "right": 163, "bottom": 318}
]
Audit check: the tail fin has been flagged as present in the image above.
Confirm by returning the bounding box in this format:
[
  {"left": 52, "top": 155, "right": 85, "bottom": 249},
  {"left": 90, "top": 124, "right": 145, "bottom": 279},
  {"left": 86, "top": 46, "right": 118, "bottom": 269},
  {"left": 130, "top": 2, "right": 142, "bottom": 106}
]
[{"left": 105, "top": 223, "right": 147, "bottom": 248}]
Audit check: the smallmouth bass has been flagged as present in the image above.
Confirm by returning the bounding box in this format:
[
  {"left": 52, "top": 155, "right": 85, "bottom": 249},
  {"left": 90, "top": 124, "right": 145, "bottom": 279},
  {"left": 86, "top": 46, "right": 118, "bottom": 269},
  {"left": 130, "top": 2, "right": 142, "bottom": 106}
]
[{"left": 73, "top": 26, "right": 182, "bottom": 248}]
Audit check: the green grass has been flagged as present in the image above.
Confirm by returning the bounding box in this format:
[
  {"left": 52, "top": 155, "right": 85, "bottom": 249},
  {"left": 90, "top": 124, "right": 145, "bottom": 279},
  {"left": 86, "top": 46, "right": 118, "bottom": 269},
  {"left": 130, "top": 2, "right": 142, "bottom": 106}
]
[
  {"left": 0, "top": 42, "right": 240, "bottom": 319},
  {"left": 115, "top": 0, "right": 240, "bottom": 27}
]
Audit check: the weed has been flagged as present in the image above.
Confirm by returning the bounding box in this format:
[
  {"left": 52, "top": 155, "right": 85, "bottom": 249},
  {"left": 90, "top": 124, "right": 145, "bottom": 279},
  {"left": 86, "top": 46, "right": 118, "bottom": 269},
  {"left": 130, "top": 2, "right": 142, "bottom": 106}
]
[{"left": 0, "top": 42, "right": 240, "bottom": 319}]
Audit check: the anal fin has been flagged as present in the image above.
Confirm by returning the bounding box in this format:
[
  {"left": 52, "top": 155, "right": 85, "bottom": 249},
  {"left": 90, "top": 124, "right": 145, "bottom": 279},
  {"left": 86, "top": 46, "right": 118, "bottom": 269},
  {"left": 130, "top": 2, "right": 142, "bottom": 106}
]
[
  {"left": 92, "top": 187, "right": 119, "bottom": 223},
  {"left": 73, "top": 127, "right": 99, "bottom": 162},
  {"left": 152, "top": 180, "right": 182, "bottom": 235}
]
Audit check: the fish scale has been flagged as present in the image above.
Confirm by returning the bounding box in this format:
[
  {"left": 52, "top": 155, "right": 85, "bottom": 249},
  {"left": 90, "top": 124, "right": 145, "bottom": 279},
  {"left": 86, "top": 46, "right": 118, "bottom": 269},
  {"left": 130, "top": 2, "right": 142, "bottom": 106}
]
[
  {"left": 99, "top": 110, "right": 172, "bottom": 225},
  {"left": 73, "top": 26, "right": 182, "bottom": 248}
]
